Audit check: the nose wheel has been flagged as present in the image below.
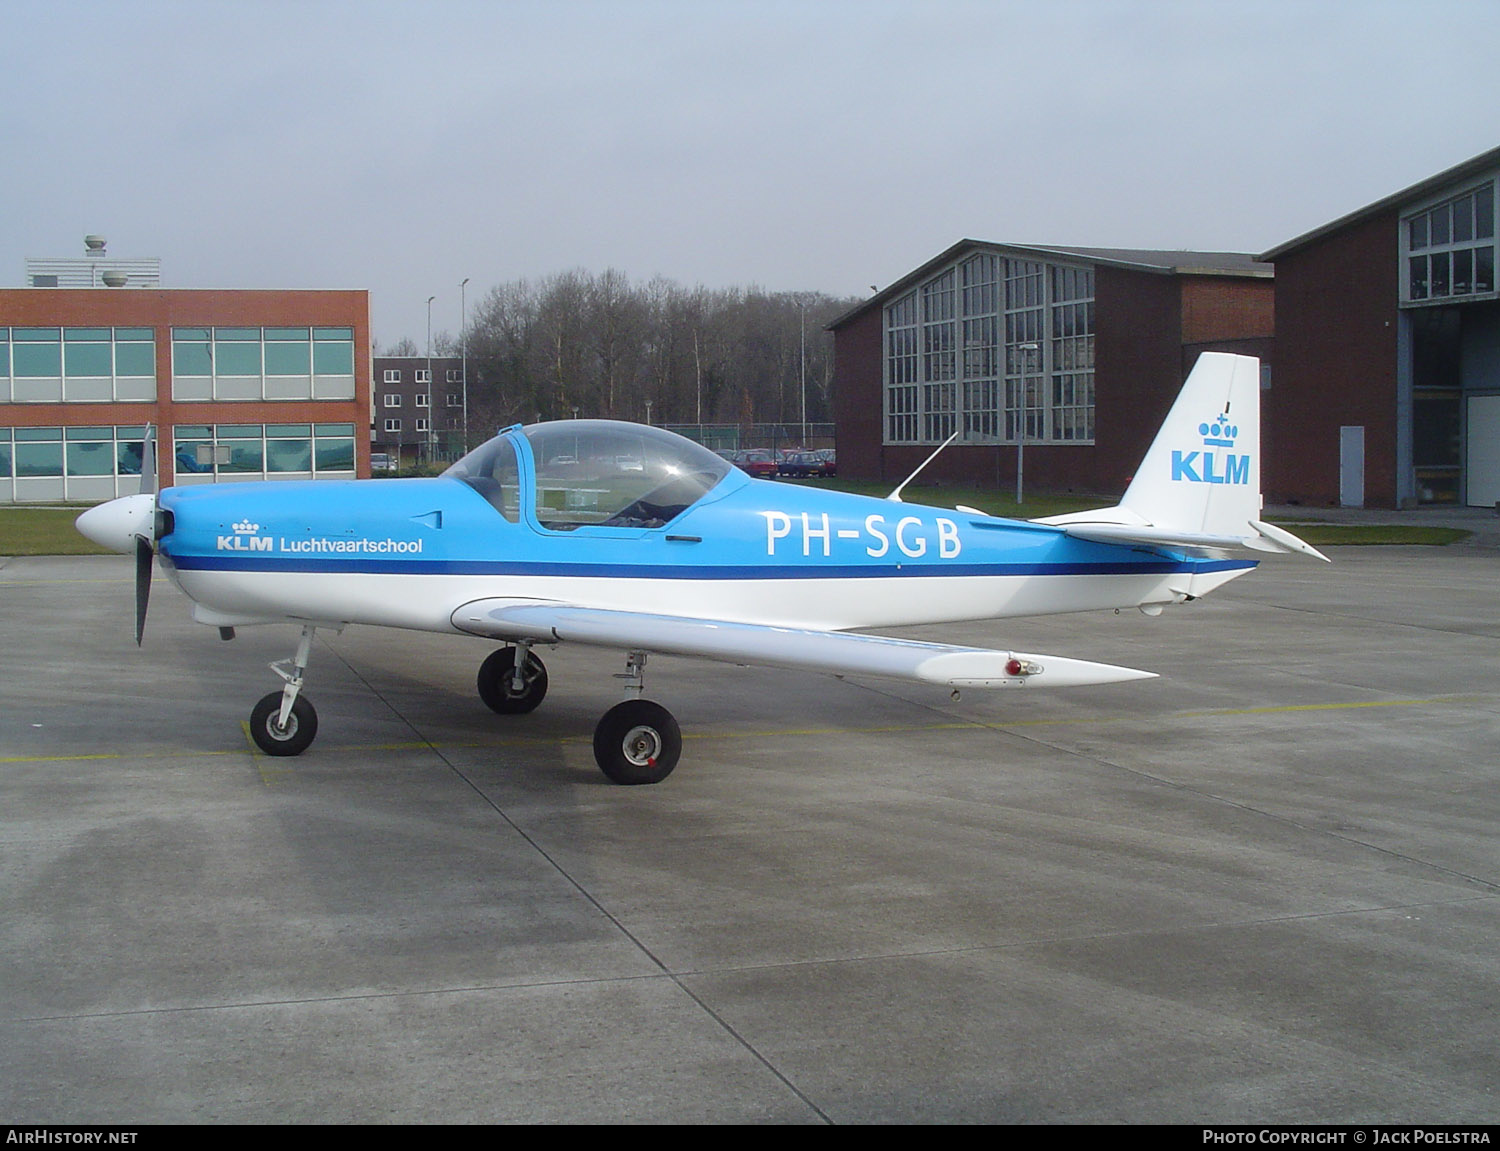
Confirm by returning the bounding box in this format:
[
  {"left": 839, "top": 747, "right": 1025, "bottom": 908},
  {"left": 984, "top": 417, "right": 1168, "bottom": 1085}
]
[{"left": 250, "top": 691, "right": 319, "bottom": 756}]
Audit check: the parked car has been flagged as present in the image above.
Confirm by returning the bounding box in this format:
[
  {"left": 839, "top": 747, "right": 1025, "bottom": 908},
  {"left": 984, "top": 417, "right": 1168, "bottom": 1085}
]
[
  {"left": 814, "top": 448, "right": 837, "bottom": 477},
  {"left": 733, "top": 449, "right": 779, "bottom": 479},
  {"left": 779, "top": 450, "right": 825, "bottom": 478}
]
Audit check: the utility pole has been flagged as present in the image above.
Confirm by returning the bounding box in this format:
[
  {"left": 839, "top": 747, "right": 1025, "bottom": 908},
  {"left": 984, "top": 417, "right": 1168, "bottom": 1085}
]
[
  {"left": 460, "top": 278, "right": 470, "bottom": 454},
  {"left": 425, "top": 295, "right": 435, "bottom": 465}
]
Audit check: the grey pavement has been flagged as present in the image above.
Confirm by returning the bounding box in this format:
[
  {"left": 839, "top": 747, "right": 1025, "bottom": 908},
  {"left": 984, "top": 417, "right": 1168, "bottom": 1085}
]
[{"left": 1, "top": 545, "right": 1498, "bottom": 1123}]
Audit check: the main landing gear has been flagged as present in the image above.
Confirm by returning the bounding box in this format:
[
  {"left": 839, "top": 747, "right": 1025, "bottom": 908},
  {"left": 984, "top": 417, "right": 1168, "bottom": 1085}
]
[
  {"left": 479, "top": 644, "right": 682, "bottom": 786},
  {"left": 246, "top": 629, "right": 683, "bottom": 786}
]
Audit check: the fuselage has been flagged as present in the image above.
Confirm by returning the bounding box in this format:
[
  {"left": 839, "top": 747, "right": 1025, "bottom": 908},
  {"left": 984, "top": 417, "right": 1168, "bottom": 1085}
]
[{"left": 151, "top": 423, "right": 1255, "bottom": 636}]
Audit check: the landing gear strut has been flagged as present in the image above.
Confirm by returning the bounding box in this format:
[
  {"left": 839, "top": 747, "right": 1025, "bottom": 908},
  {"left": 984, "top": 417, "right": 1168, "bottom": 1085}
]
[
  {"left": 473, "top": 644, "right": 682, "bottom": 785},
  {"left": 250, "top": 624, "right": 320, "bottom": 756}
]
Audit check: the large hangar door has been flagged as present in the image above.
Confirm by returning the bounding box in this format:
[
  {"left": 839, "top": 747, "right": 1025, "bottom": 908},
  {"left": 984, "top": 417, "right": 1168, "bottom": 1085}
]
[{"left": 1467, "top": 395, "right": 1500, "bottom": 507}]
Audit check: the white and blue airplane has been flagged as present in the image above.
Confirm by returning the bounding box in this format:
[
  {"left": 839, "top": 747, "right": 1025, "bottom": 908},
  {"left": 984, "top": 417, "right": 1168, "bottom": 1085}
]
[{"left": 76, "top": 352, "right": 1325, "bottom": 784}]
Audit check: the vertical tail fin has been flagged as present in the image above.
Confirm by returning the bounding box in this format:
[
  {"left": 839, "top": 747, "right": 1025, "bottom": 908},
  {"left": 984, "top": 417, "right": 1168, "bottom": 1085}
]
[
  {"left": 1037, "top": 353, "right": 1326, "bottom": 560},
  {"left": 1120, "top": 351, "right": 1261, "bottom": 536}
]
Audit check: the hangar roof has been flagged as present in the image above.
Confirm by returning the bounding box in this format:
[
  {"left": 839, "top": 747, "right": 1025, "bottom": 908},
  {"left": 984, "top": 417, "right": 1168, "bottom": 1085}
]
[{"left": 828, "top": 238, "right": 1270, "bottom": 330}]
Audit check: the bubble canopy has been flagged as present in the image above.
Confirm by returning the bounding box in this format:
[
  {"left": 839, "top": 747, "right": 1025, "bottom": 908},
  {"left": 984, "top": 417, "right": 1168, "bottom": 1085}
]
[{"left": 445, "top": 420, "right": 733, "bottom": 530}]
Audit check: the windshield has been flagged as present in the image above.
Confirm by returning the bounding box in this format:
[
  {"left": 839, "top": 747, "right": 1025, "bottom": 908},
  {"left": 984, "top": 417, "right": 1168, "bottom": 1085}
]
[
  {"left": 446, "top": 421, "right": 731, "bottom": 530},
  {"left": 443, "top": 435, "right": 521, "bottom": 521}
]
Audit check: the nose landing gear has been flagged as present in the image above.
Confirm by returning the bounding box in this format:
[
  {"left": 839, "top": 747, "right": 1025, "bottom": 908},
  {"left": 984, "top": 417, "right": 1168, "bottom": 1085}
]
[{"left": 249, "top": 624, "right": 321, "bottom": 757}]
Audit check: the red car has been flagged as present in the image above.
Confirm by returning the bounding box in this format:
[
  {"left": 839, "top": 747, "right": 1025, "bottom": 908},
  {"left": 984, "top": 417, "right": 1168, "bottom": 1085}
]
[{"left": 733, "top": 449, "right": 779, "bottom": 479}]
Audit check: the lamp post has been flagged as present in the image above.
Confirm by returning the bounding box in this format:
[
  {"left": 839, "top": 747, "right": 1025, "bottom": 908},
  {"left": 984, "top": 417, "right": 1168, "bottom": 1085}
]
[
  {"left": 425, "top": 295, "right": 435, "bottom": 465},
  {"left": 798, "top": 296, "right": 808, "bottom": 447},
  {"left": 460, "top": 277, "right": 470, "bottom": 453}
]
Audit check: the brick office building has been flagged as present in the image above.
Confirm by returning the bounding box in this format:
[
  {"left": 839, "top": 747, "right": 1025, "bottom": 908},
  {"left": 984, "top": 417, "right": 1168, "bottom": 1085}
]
[
  {"left": 0, "top": 288, "right": 371, "bottom": 503},
  {"left": 371, "top": 355, "right": 466, "bottom": 466}
]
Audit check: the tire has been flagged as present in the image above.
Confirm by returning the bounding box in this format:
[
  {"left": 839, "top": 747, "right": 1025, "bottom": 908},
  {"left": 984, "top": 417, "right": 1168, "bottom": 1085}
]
[
  {"left": 249, "top": 691, "right": 318, "bottom": 757},
  {"left": 592, "top": 699, "right": 682, "bottom": 785},
  {"left": 477, "top": 647, "right": 549, "bottom": 715}
]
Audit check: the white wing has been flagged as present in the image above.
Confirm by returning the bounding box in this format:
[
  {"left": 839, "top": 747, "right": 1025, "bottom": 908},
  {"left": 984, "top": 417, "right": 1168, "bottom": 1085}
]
[{"left": 450, "top": 599, "right": 1156, "bottom": 689}]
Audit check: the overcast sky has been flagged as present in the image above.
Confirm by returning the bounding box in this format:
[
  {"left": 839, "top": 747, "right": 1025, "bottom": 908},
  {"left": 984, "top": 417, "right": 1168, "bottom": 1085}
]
[{"left": 5, "top": 0, "right": 1499, "bottom": 345}]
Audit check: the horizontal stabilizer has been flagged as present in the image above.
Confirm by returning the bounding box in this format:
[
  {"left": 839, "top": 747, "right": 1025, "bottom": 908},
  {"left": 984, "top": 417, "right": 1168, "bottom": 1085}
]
[
  {"left": 452, "top": 599, "right": 1156, "bottom": 689},
  {"left": 1249, "top": 518, "right": 1330, "bottom": 562}
]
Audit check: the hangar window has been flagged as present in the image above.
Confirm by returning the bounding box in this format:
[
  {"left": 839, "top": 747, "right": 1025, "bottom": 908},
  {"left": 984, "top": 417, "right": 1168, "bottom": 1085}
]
[
  {"left": 1404, "top": 182, "right": 1496, "bottom": 303},
  {"left": 885, "top": 252, "right": 1093, "bottom": 446},
  {"left": 885, "top": 292, "right": 919, "bottom": 442}
]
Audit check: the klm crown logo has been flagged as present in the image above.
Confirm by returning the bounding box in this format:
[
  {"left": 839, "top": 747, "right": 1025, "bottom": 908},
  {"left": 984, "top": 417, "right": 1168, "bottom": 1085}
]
[
  {"left": 1198, "top": 414, "right": 1238, "bottom": 448},
  {"left": 1171, "top": 409, "right": 1250, "bottom": 486},
  {"left": 232, "top": 520, "right": 261, "bottom": 534}
]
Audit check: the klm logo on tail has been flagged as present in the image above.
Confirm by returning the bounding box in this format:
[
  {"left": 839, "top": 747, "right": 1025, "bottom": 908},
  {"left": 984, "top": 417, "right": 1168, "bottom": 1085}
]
[{"left": 1171, "top": 412, "right": 1249, "bottom": 486}]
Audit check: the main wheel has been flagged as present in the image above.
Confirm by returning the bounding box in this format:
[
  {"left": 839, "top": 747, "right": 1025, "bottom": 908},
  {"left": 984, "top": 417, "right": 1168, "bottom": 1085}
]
[
  {"left": 477, "top": 647, "right": 549, "bottom": 714},
  {"left": 249, "top": 691, "right": 318, "bottom": 757},
  {"left": 592, "top": 699, "right": 682, "bottom": 785}
]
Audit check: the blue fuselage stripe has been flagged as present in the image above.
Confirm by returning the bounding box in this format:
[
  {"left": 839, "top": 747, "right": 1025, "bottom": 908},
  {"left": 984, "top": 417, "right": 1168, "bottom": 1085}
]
[{"left": 165, "top": 554, "right": 1255, "bottom": 579}]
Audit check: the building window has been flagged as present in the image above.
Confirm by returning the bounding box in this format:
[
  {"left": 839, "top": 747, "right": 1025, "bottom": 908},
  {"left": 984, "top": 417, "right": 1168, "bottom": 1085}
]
[
  {"left": 884, "top": 253, "right": 1093, "bottom": 446},
  {"left": 414, "top": 393, "right": 429, "bottom": 407},
  {"left": 171, "top": 327, "right": 355, "bottom": 401},
  {"left": 884, "top": 292, "right": 919, "bottom": 442},
  {"left": 446, "top": 369, "right": 461, "bottom": 383},
  {"left": 384, "top": 393, "right": 402, "bottom": 407},
  {"left": 383, "top": 369, "right": 401, "bottom": 383},
  {"left": 0, "top": 424, "right": 152, "bottom": 501},
  {"left": 384, "top": 418, "right": 401, "bottom": 433},
  {"left": 1405, "top": 181, "right": 1496, "bottom": 303},
  {"left": 0, "top": 326, "right": 156, "bottom": 403},
  {"left": 447, "top": 393, "right": 461, "bottom": 407},
  {"left": 171, "top": 423, "right": 355, "bottom": 483},
  {"left": 415, "top": 418, "right": 430, "bottom": 433},
  {"left": 414, "top": 369, "right": 431, "bottom": 384}
]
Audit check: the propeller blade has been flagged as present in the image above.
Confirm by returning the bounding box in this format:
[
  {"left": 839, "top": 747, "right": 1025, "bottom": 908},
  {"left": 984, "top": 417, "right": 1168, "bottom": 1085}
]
[
  {"left": 134, "top": 535, "right": 153, "bottom": 646},
  {"left": 139, "top": 427, "right": 157, "bottom": 497}
]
